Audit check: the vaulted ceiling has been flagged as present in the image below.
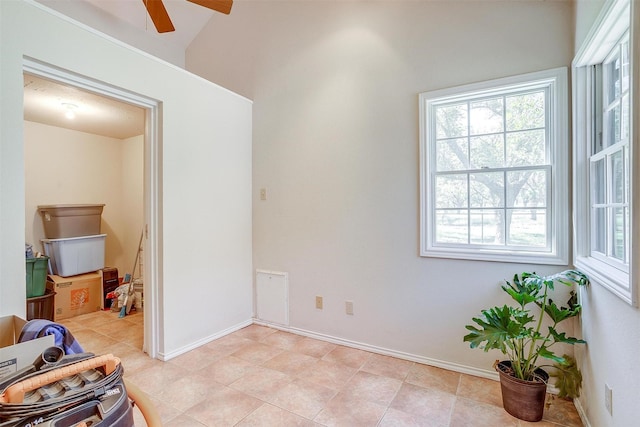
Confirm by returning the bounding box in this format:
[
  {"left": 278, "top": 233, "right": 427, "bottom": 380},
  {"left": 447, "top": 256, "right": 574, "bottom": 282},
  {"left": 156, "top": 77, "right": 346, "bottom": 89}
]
[{"left": 26, "top": 0, "right": 217, "bottom": 139}]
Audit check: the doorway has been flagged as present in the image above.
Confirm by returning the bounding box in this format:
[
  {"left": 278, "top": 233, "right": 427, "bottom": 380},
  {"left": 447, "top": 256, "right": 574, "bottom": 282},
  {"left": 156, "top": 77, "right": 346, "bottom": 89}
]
[{"left": 22, "top": 58, "right": 161, "bottom": 358}]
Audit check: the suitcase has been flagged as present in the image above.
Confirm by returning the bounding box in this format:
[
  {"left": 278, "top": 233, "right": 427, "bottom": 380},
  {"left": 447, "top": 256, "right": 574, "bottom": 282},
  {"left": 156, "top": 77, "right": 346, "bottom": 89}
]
[{"left": 0, "top": 347, "right": 133, "bottom": 427}]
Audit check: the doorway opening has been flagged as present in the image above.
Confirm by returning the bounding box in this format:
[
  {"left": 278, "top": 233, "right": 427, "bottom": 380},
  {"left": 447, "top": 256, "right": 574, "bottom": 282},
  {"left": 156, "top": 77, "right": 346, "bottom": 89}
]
[{"left": 22, "top": 58, "right": 161, "bottom": 358}]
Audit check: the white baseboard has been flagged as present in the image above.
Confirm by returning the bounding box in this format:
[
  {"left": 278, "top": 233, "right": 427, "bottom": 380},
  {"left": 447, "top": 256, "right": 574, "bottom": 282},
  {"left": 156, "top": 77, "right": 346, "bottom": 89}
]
[{"left": 573, "top": 398, "right": 591, "bottom": 427}]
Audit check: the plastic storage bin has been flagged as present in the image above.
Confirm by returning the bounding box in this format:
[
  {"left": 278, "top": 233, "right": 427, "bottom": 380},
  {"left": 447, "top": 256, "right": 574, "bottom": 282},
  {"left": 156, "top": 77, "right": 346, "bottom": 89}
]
[
  {"left": 26, "top": 288, "right": 56, "bottom": 321},
  {"left": 42, "top": 234, "right": 106, "bottom": 277},
  {"left": 38, "top": 204, "right": 105, "bottom": 238},
  {"left": 26, "top": 256, "right": 49, "bottom": 297}
]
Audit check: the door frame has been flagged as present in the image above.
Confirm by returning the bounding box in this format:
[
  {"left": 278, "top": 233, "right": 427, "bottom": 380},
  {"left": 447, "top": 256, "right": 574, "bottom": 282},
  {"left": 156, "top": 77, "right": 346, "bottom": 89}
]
[{"left": 23, "top": 57, "right": 162, "bottom": 358}]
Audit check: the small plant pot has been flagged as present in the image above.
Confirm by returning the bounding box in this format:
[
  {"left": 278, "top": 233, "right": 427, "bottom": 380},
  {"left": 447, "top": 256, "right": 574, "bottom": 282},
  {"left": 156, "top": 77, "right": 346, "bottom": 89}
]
[{"left": 496, "top": 361, "right": 549, "bottom": 422}]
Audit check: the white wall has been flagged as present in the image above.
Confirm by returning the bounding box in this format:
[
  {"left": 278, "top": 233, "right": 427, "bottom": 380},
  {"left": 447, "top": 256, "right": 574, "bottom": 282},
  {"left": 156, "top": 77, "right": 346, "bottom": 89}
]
[
  {"left": 572, "top": 2, "right": 640, "bottom": 426},
  {"left": 34, "top": 0, "right": 185, "bottom": 67},
  {"left": 187, "top": 0, "right": 575, "bottom": 376},
  {"left": 24, "top": 121, "right": 142, "bottom": 275},
  {"left": 1, "top": 0, "right": 253, "bottom": 359}
]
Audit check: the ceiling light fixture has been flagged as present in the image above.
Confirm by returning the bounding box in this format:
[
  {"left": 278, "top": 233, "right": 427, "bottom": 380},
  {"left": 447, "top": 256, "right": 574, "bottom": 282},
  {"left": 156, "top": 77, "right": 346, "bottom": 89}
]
[{"left": 62, "top": 103, "right": 78, "bottom": 119}]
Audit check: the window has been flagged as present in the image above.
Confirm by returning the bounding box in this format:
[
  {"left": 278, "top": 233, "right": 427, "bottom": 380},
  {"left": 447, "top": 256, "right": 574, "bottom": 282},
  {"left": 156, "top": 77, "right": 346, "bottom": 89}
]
[
  {"left": 573, "top": 0, "right": 636, "bottom": 305},
  {"left": 419, "top": 68, "right": 568, "bottom": 264}
]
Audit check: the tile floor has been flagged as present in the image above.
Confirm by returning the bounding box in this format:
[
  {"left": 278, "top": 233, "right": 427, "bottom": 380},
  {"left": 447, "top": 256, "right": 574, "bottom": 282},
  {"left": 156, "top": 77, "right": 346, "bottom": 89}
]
[{"left": 60, "top": 310, "right": 584, "bottom": 426}]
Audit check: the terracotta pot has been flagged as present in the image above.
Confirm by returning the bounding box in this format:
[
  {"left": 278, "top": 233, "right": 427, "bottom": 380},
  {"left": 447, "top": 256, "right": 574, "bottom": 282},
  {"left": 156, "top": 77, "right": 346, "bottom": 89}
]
[{"left": 496, "top": 361, "right": 549, "bottom": 422}]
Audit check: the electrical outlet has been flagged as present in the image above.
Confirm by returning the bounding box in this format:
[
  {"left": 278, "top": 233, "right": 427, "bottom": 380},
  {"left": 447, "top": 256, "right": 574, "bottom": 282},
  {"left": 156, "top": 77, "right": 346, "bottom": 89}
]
[
  {"left": 604, "top": 383, "right": 613, "bottom": 415},
  {"left": 345, "top": 301, "right": 354, "bottom": 315},
  {"left": 315, "top": 296, "right": 323, "bottom": 310}
]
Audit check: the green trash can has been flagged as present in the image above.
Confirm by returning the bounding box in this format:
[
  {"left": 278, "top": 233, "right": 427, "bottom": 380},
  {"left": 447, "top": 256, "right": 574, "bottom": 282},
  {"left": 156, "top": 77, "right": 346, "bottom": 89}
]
[{"left": 26, "top": 256, "right": 49, "bottom": 298}]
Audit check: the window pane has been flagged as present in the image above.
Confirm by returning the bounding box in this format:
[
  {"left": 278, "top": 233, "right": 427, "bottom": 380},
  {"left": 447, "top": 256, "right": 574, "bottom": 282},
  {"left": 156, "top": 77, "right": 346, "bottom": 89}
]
[
  {"left": 470, "top": 172, "right": 504, "bottom": 208},
  {"left": 470, "top": 98, "right": 503, "bottom": 135},
  {"left": 612, "top": 207, "right": 626, "bottom": 261},
  {"left": 436, "top": 138, "right": 468, "bottom": 171},
  {"left": 592, "top": 207, "right": 606, "bottom": 254},
  {"left": 470, "top": 209, "right": 503, "bottom": 244},
  {"left": 592, "top": 158, "right": 605, "bottom": 205},
  {"left": 435, "top": 210, "right": 468, "bottom": 243},
  {"left": 605, "top": 103, "right": 621, "bottom": 146},
  {"left": 506, "top": 129, "right": 546, "bottom": 166},
  {"left": 622, "top": 40, "right": 630, "bottom": 92},
  {"left": 435, "top": 174, "right": 468, "bottom": 208},
  {"left": 470, "top": 134, "right": 503, "bottom": 168},
  {"left": 506, "top": 91, "right": 545, "bottom": 131},
  {"left": 625, "top": 146, "right": 630, "bottom": 203},
  {"left": 436, "top": 104, "right": 468, "bottom": 139},
  {"left": 605, "top": 53, "right": 621, "bottom": 102},
  {"left": 507, "top": 170, "right": 546, "bottom": 207},
  {"left": 622, "top": 94, "right": 629, "bottom": 139},
  {"left": 507, "top": 209, "right": 546, "bottom": 247},
  {"left": 611, "top": 150, "right": 624, "bottom": 204}
]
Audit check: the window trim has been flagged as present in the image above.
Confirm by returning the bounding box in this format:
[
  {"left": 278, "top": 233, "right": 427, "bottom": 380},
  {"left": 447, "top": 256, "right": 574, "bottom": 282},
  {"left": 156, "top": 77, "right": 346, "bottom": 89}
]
[
  {"left": 572, "top": 0, "right": 637, "bottom": 305},
  {"left": 419, "top": 67, "right": 569, "bottom": 264}
]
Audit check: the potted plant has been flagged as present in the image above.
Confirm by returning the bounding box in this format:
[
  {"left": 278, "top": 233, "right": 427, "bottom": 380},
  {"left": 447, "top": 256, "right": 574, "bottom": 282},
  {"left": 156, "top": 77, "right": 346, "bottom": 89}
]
[{"left": 463, "top": 270, "right": 589, "bottom": 422}]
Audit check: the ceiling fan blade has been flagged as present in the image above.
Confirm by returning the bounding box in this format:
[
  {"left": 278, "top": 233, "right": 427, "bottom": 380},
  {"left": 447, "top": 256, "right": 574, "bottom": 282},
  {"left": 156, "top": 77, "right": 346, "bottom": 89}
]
[
  {"left": 141, "top": 0, "right": 175, "bottom": 33},
  {"left": 187, "top": 0, "right": 233, "bottom": 15}
]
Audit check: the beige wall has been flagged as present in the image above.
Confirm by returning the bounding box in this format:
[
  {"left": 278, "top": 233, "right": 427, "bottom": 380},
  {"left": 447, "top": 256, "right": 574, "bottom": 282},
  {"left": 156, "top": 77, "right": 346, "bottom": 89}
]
[
  {"left": 187, "top": 0, "right": 575, "bottom": 376},
  {"left": 24, "top": 121, "right": 143, "bottom": 276}
]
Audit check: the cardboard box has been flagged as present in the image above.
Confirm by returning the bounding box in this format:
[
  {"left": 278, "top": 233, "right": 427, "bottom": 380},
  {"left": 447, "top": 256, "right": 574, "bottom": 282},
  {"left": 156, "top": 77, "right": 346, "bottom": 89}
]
[
  {"left": 0, "top": 315, "right": 55, "bottom": 379},
  {"left": 47, "top": 272, "right": 102, "bottom": 320}
]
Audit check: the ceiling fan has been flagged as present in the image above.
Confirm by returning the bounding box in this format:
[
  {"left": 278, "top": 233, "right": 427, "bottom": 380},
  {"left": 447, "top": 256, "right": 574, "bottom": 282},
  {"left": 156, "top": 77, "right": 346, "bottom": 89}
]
[{"left": 142, "top": 0, "right": 233, "bottom": 33}]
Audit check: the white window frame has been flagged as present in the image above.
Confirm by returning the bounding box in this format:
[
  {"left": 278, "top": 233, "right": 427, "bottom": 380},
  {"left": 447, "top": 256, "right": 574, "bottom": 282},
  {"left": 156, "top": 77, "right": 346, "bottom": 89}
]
[
  {"left": 419, "top": 68, "right": 569, "bottom": 264},
  {"left": 573, "top": 0, "right": 637, "bottom": 305}
]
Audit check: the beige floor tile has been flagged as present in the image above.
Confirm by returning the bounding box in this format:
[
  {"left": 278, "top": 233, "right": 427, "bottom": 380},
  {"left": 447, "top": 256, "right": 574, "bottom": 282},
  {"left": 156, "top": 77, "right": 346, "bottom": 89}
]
[
  {"left": 299, "top": 359, "right": 358, "bottom": 390},
  {"left": 322, "top": 345, "right": 372, "bottom": 369},
  {"left": 162, "top": 413, "right": 208, "bottom": 427},
  {"left": 449, "top": 397, "right": 519, "bottom": 427},
  {"left": 236, "top": 403, "right": 318, "bottom": 426},
  {"left": 361, "top": 353, "right": 414, "bottom": 380},
  {"left": 232, "top": 340, "right": 285, "bottom": 364},
  {"left": 229, "top": 365, "right": 293, "bottom": 400},
  {"left": 166, "top": 345, "right": 221, "bottom": 372},
  {"left": 263, "top": 350, "right": 319, "bottom": 376},
  {"left": 203, "top": 334, "right": 254, "bottom": 356},
  {"left": 267, "top": 378, "right": 337, "bottom": 419},
  {"left": 259, "top": 330, "right": 305, "bottom": 350},
  {"left": 197, "top": 355, "right": 255, "bottom": 385},
  {"left": 542, "top": 395, "right": 585, "bottom": 427},
  {"left": 154, "top": 370, "right": 225, "bottom": 412},
  {"left": 456, "top": 374, "right": 503, "bottom": 407},
  {"left": 126, "top": 360, "right": 189, "bottom": 396},
  {"left": 379, "top": 407, "right": 447, "bottom": 427},
  {"left": 314, "top": 391, "right": 388, "bottom": 426},
  {"left": 405, "top": 363, "right": 461, "bottom": 395},
  {"left": 341, "top": 370, "right": 403, "bottom": 406},
  {"left": 292, "top": 337, "right": 337, "bottom": 358},
  {"left": 184, "top": 385, "right": 263, "bottom": 426},
  {"left": 390, "top": 383, "right": 456, "bottom": 425},
  {"left": 233, "top": 324, "right": 279, "bottom": 341}
]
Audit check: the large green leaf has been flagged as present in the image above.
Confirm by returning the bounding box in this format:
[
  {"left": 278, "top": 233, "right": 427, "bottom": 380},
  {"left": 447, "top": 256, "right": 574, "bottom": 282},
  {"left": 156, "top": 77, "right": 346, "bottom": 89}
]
[
  {"left": 463, "top": 305, "right": 532, "bottom": 352},
  {"left": 548, "top": 328, "right": 586, "bottom": 345},
  {"left": 543, "top": 298, "right": 582, "bottom": 323},
  {"left": 502, "top": 284, "right": 538, "bottom": 307},
  {"left": 537, "top": 346, "right": 565, "bottom": 364}
]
